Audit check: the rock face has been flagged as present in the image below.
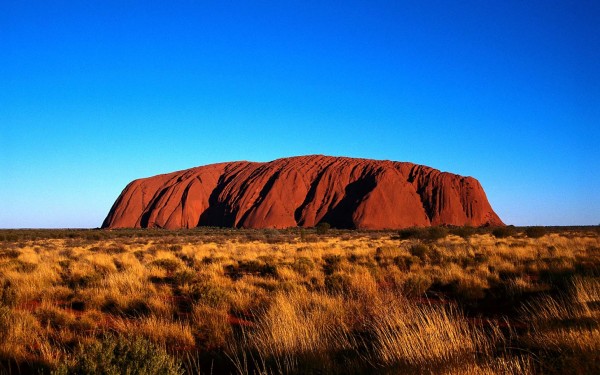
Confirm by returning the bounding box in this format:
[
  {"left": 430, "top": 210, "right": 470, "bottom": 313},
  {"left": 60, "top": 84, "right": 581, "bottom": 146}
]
[{"left": 102, "top": 155, "right": 503, "bottom": 230}]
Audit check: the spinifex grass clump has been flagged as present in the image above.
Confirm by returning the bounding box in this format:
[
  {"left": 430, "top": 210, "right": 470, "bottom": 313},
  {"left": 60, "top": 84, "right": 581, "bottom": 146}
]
[
  {"left": 0, "top": 227, "right": 597, "bottom": 374},
  {"left": 370, "top": 303, "right": 492, "bottom": 369},
  {"left": 520, "top": 277, "right": 600, "bottom": 374},
  {"left": 227, "top": 292, "right": 353, "bottom": 374}
]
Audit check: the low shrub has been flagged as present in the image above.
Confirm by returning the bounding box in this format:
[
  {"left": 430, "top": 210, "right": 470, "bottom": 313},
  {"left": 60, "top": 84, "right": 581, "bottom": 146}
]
[
  {"left": 398, "top": 227, "right": 448, "bottom": 241},
  {"left": 492, "top": 226, "right": 516, "bottom": 238},
  {"left": 426, "top": 226, "right": 449, "bottom": 241},
  {"left": 185, "top": 283, "right": 230, "bottom": 308},
  {"left": 450, "top": 226, "right": 477, "bottom": 239},
  {"left": 316, "top": 222, "right": 331, "bottom": 235},
  {"left": 55, "top": 334, "right": 182, "bottom": 375},
  {"left": 398, "top": 227, "right": 422, "bottom": 240},
  {"left": 525, "top": 226, "right": 547, "bottom": 239}
]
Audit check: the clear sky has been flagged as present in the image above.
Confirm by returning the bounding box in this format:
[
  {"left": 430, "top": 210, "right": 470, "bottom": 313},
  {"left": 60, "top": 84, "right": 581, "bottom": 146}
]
[{"left": 1, "top": 1, "right": 599, "bottom": 228}]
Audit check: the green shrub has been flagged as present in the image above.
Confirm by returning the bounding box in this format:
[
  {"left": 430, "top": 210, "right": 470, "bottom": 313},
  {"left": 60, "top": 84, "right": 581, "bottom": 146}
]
[
  {"left": 398, "top": 227, "right": 422, "bottom": 240},
  {"left": 492, "top": 226, "right": 515, "bottom": 238},
  {"left": 264, "top": 229, "right": 284, "bottom": 244},
  {"left": 316, "top": 222, "right": 331, "bottom": 235},
  {"left": 299, "top": 228, "right": 307, "bottom": 242},
  {"left": 55, "top": 334, "right": 182, "bottom": 375},
  {"left": 398, "top": 227, "right": 448, "bottom": 241},
  {"left": 449, "top": 226, "right": 477, "bottom": 239},
  {"left": 525, "top": 226, "right": 547, "bottom": 239},
  {"left": 187, "top": 283, "right": 230, "bottom": 308},
  {"left": 426, "top": 226, "right": 449, "bottom": 240}
]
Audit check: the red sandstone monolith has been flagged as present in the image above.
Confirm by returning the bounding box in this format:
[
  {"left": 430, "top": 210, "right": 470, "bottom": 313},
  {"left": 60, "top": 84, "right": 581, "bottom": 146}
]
[{"left": 102, "top": 155, "right": 503, "bottom": 229}]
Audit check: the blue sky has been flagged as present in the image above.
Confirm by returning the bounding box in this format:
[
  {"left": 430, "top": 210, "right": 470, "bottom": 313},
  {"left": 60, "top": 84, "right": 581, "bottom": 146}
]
[{"left": 1, "top": 1, "right": 599, "bottom": 228}]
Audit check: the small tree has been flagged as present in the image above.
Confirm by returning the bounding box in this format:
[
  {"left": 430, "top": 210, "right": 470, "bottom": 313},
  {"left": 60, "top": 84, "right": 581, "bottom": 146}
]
[{"left": 316, "top": 222, "right": 331, "bottom": 235}]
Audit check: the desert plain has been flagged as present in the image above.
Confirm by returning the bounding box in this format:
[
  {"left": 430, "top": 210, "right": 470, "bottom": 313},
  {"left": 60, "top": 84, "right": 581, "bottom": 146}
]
[{"left": 0, "top": 226, "right": 598, "bottom": 374}]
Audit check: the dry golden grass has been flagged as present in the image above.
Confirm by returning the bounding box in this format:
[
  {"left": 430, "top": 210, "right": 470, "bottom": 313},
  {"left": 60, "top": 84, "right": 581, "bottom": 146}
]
[
  {"left": 0, "top": 226, "right": 598, "bottom": 374},
  {"left": 370, "top": 302, "right": 490, "bottom": 367}
]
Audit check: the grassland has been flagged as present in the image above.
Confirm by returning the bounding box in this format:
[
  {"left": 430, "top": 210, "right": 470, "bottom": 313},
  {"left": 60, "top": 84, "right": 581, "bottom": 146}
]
[{"left": 0, "top": 226, "right": 598, "bottom": 374}]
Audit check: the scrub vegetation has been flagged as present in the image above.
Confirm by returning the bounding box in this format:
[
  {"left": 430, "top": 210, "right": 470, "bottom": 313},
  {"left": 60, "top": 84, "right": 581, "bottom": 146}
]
[{"left": 0, "top": 226, "right": 598, "bottom": 374}]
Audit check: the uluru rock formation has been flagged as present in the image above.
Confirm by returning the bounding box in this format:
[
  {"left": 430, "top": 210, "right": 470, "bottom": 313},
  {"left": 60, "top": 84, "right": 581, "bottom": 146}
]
[{"left": 102, "top": 155, "right": 504, "bottom": 230}]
